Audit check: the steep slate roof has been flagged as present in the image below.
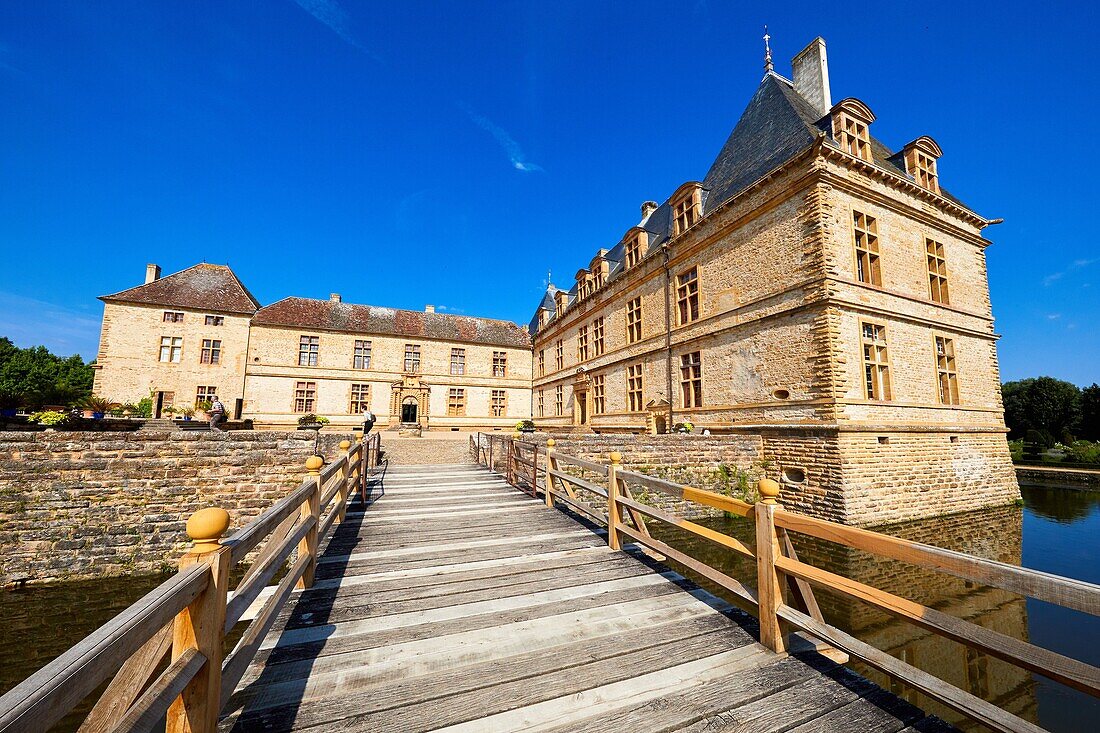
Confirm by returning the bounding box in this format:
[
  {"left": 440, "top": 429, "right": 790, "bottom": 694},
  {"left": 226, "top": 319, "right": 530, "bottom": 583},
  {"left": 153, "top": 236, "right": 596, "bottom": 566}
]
[
  {"left": 255, "top": 297, "right": 532, "bottom": 349},
  {"left": 531, "top": 68, "right": 976, "bottom": 332},
  {"left": 100, "top": 264, "right": 261, "bottom": 314}
]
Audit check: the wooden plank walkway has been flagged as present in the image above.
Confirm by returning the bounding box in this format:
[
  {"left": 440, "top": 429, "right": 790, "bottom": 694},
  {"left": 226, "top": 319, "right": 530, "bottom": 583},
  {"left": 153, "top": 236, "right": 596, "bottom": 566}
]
[{"left": 219, "top": 463, "right": 956, "bottom": 733}]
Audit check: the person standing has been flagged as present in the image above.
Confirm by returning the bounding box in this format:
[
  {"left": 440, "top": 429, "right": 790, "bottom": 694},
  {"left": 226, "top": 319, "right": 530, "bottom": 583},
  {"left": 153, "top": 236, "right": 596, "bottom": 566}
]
[
  {"left": 209, "top": 397, "right": 227, "bottom": 432},
  {"left": 361, "top": 407, "right": 376, "bottom": 434}
]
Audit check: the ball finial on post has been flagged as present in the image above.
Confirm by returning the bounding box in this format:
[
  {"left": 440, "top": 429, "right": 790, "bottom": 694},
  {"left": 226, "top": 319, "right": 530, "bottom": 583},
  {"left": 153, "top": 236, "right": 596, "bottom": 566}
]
[
  {"left": 306, "top": 455, "right": 324, "bottom": 474},
  {"left": 609, "top": 451, "right": 622, "bottom": 465},
  {"left": 339, "top": 439, "right": 351, "bottom": 451},
  {"left": 186, "top": 507, "right": 231, "bottom": 554},
  {"left": 353, "top": 430, "right": 363, "bottom": 442},
  {"left": 758, "top": 478, "right": 781, "bottom": 505},
  {"left": 546, "top": 438, "right": 555, "bottom": 448}
]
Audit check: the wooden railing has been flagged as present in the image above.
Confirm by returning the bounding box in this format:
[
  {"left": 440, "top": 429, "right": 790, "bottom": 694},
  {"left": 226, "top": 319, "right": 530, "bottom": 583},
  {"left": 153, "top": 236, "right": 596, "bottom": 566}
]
[
  {"left": 0, "top": 432, "right": 383, "bottom": 733},
  {"left": 474, "top": 435, "right": 1100, "bottom": 733}
]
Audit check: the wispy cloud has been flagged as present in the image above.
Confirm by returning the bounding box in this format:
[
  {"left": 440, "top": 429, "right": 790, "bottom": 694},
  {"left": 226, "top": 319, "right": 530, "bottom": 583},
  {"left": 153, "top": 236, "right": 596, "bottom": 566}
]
[
  {"left": 1047, "top": 313, "right": 1061, "bottom": 320},
  {"left": 1043, "top": 258, "right": 1098, "bottom": 286},
  {"left": 0, "top": 292, "right": 101, "bottom": 359},
  {"left": 290, "top": 0, "right": 381, "bottom": 62},
  {"left": 433, "top": 305, "right": 466, "bottom": 314},
  {"left": 458, "top": 102, "right": 543, "bottom": 173}
]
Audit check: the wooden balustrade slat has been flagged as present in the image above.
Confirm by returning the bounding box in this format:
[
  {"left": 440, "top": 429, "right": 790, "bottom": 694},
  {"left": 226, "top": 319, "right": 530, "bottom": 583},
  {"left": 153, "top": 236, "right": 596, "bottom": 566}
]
[
  {"left": 219, "top": 553, "right": 311, "bottom": 706},
  {"left": 77, "top": 624, "right": 173, "bottom": 733},
  {"left": 776, "top": 605, "right": 1048, "bottom": 733},
  {"left": 0, "top": 564, "right": 208, "bottom": 733},
  {"left": 318, "top": 456, "right": 347, "bottom": 484},
  {"left": 616, "top": 524, "right": 758, "bottom": 609},
  {"left": 109, "top": 648, "right": 206, "bottom": 733},
  {"left": 616, "top": 469, "right": 753, "bottom": 517},
  {"left": 513, "top": 454, "right": 537, "bottom": 470},
  {"left": 777, "top": 528, "right": 824, "bottom": 625},
  {"left": 774, "top": 554, "right": 1100, "bottom": 696},
  {"left": 320, "top": 476, "right": 345, "bottom": 511},
  {"left": 318, "top": 497, "right": 343, "bottom": 541},
  {"left": 224, "top": 516, "right": 316, "bottom": 632},
  {"left": 544, "top": 485, "right": 608, "bottom": 524},
  {"left": 615, "top": 495, "right": 754, "bottom": 559},
  {"left": 551, "top": 453, "right": 609, "bottom": 476},
  {"left": 225, "top": 480, "right": 314, "bottom": 565},
  {"left": 774, "top": 509, "right": 1100, "bottom": 616},
  {"left": 548, "top": 469, "right": 607, "bottom": 498},
  {"left": 238, "top": 511, "right": 299, "bottom": 586}
]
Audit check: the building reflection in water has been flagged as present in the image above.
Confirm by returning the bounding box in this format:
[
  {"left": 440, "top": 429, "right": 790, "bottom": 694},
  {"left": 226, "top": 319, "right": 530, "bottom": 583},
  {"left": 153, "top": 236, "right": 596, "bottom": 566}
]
[{"left": 650, "top": 504, "right": 1038, "bottom": 732}]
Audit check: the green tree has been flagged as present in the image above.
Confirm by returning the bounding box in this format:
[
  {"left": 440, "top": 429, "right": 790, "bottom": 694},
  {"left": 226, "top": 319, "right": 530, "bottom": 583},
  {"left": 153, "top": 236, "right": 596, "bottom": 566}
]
[
  {"left": 1001, "top": 377, "right": 1081, "bottom": 445},
  {"left": 1080, "top": 384, "right": 1100, "bottom": 442},
  {"left": 0, "top": 337, "right": 95, "bottom": 409}
]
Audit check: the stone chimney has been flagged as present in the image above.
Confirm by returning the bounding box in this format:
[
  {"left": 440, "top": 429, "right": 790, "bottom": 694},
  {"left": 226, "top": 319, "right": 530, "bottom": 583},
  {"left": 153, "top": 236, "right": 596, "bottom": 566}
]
[
  {"left": 145, "top": 264, "right": 161, "bottom": 284},
  {"left": 329, "top": 293, "right": 342, "bottom": 303},
  {"left": 640, "top": 201, "right": 659, "bottom": 222},
  {"left": 425, "top": 305, "right": 435, "bottom": 314},
  {"left": 792, "top": 37, "right": 831, "bottom": 116}
]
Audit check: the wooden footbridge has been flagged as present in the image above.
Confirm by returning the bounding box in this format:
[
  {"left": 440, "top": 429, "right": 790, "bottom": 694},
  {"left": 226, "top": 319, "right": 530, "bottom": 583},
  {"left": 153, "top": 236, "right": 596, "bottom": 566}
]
[{"left": 2, "top": 433, "right": 1099, "bottom": 733}]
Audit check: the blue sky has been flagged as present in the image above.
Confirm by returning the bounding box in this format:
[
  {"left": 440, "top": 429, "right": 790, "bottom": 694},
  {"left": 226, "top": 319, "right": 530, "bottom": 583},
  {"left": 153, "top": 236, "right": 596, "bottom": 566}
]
[{"left": 0, "top": 1, "right": 1096, "bottom": 385}]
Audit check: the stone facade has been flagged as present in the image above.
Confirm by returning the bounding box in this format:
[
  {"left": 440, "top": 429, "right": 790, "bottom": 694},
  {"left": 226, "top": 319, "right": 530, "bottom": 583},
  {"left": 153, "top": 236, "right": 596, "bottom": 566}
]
[
  {"left": 93, "top": 266, "right": 534, "bottom": 431},
  {"left": 0, "top": 430, "right": 353, "bottom": 585},
  {"left": 526, "top": 38, "right": 1019, "bottom": 524}
]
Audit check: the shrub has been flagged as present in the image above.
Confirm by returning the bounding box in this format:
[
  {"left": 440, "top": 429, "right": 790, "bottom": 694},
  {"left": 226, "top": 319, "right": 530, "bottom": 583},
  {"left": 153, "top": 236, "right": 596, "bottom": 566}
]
[
  {"left": 1067, "top": 441, "right": 1100, "bottom": 464},
  {"left": 515, "top": 419, "right": 536, "bottom": 431},
  {"left": 674, "top": 421, "right": 694, "bottom": 433},
  {"left": 30, "top": 410, "right": 71, "bottom": 427},
  {"left": 195, "top": 399, "right": 212, "bottom": 412},
  {"left": 297, "top": 414, "right": 330, "bottom": 426}
]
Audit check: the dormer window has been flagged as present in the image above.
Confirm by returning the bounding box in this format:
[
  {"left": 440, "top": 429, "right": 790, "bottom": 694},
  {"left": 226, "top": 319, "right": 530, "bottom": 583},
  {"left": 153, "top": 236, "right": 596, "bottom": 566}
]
[
  {"left": 625, "top": 235, "right": 641, "bottom": 268},
  {"left": 671, "top": 184, "right": 703, "bottom": 236},
  {"left": 831, "top": 98, "right": 875, "bottom": 162},
  {"left": 903, "top": 136, "right": 943, "bottom": 193},
  {"left": 554, "top": 290, "right": 568, "bottom": 314}
]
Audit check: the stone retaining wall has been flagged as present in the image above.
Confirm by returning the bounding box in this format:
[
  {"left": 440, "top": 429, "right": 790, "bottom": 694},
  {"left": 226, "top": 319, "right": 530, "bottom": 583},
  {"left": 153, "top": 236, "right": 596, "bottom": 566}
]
[
  {"left": 0, "top": 430, "right": 354, "bottom": 586},
  {"left": 1015, "top": 465, "right": 1100, "bottom": 491}
]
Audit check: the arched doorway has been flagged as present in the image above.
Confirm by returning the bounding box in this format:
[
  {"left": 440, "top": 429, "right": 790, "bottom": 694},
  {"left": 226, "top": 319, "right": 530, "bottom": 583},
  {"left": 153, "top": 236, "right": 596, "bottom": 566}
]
[{"left": 401, "top": 396, "right": 418, "bottom": 424}]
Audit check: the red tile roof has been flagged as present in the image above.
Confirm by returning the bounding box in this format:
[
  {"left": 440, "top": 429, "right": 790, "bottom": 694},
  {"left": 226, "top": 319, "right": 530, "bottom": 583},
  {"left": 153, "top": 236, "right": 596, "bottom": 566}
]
[
  {"left": 252, "top": 297, "right": 531, "bottom": 349},
  {"left": 100, "top": 264, "right": 261, "bottom": 314}
]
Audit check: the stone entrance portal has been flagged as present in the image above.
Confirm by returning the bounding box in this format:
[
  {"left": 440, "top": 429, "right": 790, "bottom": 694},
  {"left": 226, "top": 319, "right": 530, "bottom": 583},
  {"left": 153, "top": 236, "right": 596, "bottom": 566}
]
[
  {"left": 646, "top": 399, "right": 671, "bottom": 435},
  {"left": 390, "top": 374, "right": 430, "bottom": 431},
  {"left": 572, "top": 368, "right": 592, "bottom": 428}
]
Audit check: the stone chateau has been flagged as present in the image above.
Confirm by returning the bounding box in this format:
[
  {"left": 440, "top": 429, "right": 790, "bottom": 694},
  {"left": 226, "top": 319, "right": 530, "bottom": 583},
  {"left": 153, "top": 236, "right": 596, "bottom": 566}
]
[{"left": 92, "top": 37, "right": 1020, "bottom": 523}]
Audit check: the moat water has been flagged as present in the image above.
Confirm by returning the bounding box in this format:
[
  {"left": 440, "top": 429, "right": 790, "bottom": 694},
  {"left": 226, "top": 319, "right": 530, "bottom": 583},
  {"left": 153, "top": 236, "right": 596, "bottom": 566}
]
[{"left": 1, "top": 484, "right": 1098, "bottom": 732}]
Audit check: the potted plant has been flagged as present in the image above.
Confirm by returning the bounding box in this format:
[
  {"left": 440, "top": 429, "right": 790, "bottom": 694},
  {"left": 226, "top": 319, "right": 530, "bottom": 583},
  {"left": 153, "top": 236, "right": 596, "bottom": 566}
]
[
  {"left": 194, "top": 399, "right": 212, "bottom": 421},
  {"left": 163, "top": 405, "right": 177, "bottom": 419},
  {"left": 0, "top": 391, "right": 21, "bottom": 419},
  {"left": 515, "top": 419, "right": 536, "bottom": 434},
  {"left": 80, "top": 396, "right": 118, "bottom": 420},
  {"left": 674, "top": 421, "right": 695, "bottom": 434},
  {"left": 297, "top": 414, "right": 330, "bottom": 431},
  {"left": 178, "top": 406, "right": 196, "bottom": 421}
]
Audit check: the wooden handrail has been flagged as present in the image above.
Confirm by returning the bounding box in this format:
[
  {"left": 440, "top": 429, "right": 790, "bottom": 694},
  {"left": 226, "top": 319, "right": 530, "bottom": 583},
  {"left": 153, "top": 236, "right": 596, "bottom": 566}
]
[
  {"left": 0, "top": 563, "right": 208, "bottom": 733},
  {"left": 499, "top": 441, "right": 1100, "bottom": 732},
  {"left": 0, "top": 432, "right": 379, "bottom": 733}
]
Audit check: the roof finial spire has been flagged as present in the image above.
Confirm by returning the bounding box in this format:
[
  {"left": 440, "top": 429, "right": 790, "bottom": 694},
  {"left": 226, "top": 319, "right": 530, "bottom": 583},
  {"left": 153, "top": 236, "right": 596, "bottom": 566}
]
[{"left": 763, "top": 25, "right": 773, "bottom": 73}]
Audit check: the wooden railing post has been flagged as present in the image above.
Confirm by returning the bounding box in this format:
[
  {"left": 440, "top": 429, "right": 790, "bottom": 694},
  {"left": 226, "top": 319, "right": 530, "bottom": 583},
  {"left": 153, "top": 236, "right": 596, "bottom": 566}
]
[
  {"left": 165, "top": 508, "right": 232, "bottom": 733},
  {"left": 297, "top": 455, "right": 323, "bottom": 590},
  {"left": 488, "top": 435, "right": 494, "bottom": 473},
  {"left": 607, "top": 451, "right": 623, "bottom": 550},
  {"left": 337, "top": 440, "right": 352, "bottom": 524},
  {"left": 544, "top": 439, "right": 556, "bottom": 507},
  {"left": 755, "top": 478, "right": 786, "bottom": 654}
]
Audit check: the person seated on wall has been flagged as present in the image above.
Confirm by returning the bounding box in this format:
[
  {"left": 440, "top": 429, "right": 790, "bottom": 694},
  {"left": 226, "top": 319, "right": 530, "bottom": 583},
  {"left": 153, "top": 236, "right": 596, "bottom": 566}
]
[{"left": 209, "top": 398, "right": 227, "bottom": 432}]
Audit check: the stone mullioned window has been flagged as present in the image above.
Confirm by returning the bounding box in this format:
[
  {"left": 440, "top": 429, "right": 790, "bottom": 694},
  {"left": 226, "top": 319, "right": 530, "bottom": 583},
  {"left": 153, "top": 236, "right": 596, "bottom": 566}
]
[
  {"left": 852, "top": 211, "right": 881, "bottom": 287},
  {"left": 450, "top": 348, "right": 466, "bottom": 375},
  {"left": 577, "top": 326, "right": 589, "bottom": 362},
  {"left": 935, "top": 336, "right": 959, "bottom": 405},
  {"left": 353, "top": 340, "right": 372, "bottom": 369},
  {"left": 676, "top": 268, "right": 699, "bottom": 325},
  {"left": 627, "top": 363, "right": 643, "bottom": 412},
  {"left": 555, "top": 386, "right": 563, "bottom": 416},
  {"left": 592, "top": 374, "right": 605, "bottom": 415},
  {"left": 298, "top": 335, "right": 319, "bottom": 367},
  {"left": 350, "top": 383, "right": 370, "bottom": 413},
  {"left": 493, "top": 351, "right": 507, "bottom": 377},
  {"left": 159, "top": 336, "right": 182, "bottom": 363},
  {"left": 672, "top": 188, "right": 701, "bottom": 235},
  {"left": 861, "top": 322, "right": 892, "bottom": 400},
  {"left": 204, "top": 315, "right": 224, "bottom": 326},
  {"left": 926, "top": 239, "right": 950, "bottom": 304},
  {"left": 537, "top": 390, "right": 545, "bottom": 417},
  {"left": 447, "top": 388, "right": 466, "bottom": 416},
  {"left": 404, "top": 344, "right": 421, "bottom": 373},
  {"left": 293, "top": 381, "right": 316, "bottom": 412},
  {"left": 195, "top": 385, "right": 217, "bottom": 406},
  {"left": 555, "top": 340, "right": 564, "bottom": 371},
  {"left": 491, "top": 389, "right": 507, "bottom": 417},
  {"left": 163, "top": 311, "right": 184, "bottom": 323},
  {"left": 200, "top": 339, "right": 221, "bottom": 365},
  {"left": 593, "top": 317, "right": 605, "bottom": 357},
  {"left": 680, "top": 351, "right": 702, "bottom": 408},
  {"left": 626, "top": 297, "right": 642, "bottom": 343}
]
